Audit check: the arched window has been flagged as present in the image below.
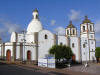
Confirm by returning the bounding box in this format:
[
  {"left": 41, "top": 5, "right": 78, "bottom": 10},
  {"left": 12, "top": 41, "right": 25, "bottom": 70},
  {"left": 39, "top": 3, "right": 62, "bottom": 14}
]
[
  {"left": 45, "top": 34, "right": 48, "bottom": 39},
  {"left": 73, "top": 30, "right": 75, "bottom": 35},
  {"left": 83, "top": 26, "right": 85, "bottom": 32},
  {"left": 91, "top": 41, "right": 93, "bottom": 44},
  {"left": 92, "top": 49, "right": 93, "bottom": 52},
  {"left": 67, "top": 30, "right": 69, "bottom": 35},
  {"left": 60, "top": 42, "right": 63, "bottom": 45},
  {"left": 90, "top": 25, "right": 92, "bottom": 31},
  {"left": 36, "top": 14, "right": 38, "bottom": 19},
  {"left": 83, "top": 44, "right": 85, "bottom": 48}
]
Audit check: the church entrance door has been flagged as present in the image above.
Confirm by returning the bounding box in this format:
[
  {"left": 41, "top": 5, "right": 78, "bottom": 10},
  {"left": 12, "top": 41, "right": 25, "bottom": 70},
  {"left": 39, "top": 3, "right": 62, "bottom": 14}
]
[
  {"left": 27, "top": 51, "right": 31, "bottom": 61},
  {"left": 6, "top": 50, "right": 11, "bottom": 61},
  {"left": 72, "top": 54, "right": 76, "bottom": 61}
]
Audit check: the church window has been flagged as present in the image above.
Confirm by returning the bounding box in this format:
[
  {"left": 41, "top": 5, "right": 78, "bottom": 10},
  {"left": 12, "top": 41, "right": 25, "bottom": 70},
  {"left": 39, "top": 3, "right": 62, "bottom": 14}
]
[
  {"left": 60, "top": 42, "right": 63, "bottom": 45},
  {"left": 84, "top": 52, "right": 85, "bottom": 55},
  {"left": 83, "top": 44, "right": 85, "bottom": 48},
  {"left": 72, "top": 43, "right": 74, "bottom": 48},
  {"left": 91, "top": 41, "right": 93, "bottom": 44},
  {"left": 73, "top": 30, "right": 75, "bottom": 35},
  {"left": 90, "top": 25, "right": 92, "bottom": 31},
  {"left": 45, "top": 34, "right": 48, "bottom": 39},
  {"left": 67, "top": 30, "right": 69, "bottom": 35},
  {"left": 83, "top": 26, "right": 85, "bottom": 32},
  {"left": 92, "top": 49, "right": 93, "bottom": 52},
  {"left": 91, "top": 35, "right": 93, "bottom": 38},
  {"left": 36, "top": 14, "right": 38, "bottom": 19}
]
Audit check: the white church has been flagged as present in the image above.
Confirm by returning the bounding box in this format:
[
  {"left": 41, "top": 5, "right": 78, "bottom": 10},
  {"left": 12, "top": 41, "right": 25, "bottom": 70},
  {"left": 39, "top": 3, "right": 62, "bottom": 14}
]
[{"left": 0, "top": 9, "right": 96, "bottom": 63}]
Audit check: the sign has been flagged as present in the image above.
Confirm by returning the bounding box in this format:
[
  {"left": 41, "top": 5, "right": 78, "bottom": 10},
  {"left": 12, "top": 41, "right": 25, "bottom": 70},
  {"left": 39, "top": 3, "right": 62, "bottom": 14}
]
[
  {"left": 38, "top": 54, "right": 55, "bottom": 68},
  {"left": 38, "top": 59, "right": 47, "bottom": 67},
  {"left": 48, "top": 59, "right": 55, "bottom": 68}
]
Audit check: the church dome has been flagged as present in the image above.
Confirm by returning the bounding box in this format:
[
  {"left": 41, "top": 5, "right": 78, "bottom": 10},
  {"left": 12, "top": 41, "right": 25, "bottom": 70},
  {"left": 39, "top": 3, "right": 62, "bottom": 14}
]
[
  {"left": 82, "top": 16, "right": 91, "bottom": 23},
  {"left": 27, "top": 8, "right": 43, "bottom": 34},
  {"left": 67, "top": 21, "right": 75, "bottom": 28}
]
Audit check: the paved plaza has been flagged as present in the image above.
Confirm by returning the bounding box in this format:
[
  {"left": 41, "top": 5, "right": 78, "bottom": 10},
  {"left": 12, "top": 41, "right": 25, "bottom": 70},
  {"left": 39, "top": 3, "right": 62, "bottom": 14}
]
[{"left": 65, "top": 63, "right": 100, "bottom": 75}]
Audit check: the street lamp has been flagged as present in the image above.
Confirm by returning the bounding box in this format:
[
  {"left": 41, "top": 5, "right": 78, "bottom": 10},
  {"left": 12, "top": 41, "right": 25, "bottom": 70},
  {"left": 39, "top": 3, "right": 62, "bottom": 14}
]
[{"left": 84, "top": 40, "right": 88, "bottom": 67}]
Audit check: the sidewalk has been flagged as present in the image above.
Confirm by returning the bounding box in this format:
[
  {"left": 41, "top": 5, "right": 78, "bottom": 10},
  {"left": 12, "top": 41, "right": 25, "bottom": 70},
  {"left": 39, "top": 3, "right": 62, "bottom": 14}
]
[{"left": 0, "top": 61, "right": 97, "bottom": 75}]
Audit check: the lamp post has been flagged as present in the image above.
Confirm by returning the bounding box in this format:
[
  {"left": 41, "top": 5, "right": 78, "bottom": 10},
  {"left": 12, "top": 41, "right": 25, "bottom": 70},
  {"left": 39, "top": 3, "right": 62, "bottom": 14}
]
[{"left": 84, "top": 40, "right": 88, "bottom": 67}]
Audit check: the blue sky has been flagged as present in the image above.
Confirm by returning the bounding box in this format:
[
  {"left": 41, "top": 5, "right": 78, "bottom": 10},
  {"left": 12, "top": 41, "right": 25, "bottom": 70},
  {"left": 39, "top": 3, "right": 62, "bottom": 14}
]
[{"left": 0, "top": 0, "right": 100, "bottom": 46}]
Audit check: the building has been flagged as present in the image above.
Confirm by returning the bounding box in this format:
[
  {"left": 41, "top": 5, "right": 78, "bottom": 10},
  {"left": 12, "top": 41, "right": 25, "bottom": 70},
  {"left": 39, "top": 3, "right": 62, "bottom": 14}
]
[{"left": 0, "top": 9, "right": 96, "bottom": 63}]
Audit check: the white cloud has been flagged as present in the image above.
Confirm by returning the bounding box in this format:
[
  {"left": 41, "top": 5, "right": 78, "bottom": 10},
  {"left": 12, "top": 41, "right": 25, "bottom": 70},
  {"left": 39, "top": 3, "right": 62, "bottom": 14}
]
[
  {"left": 95, "top": 20, "right": 100, "bottom": 34},
  {"left": 0, "top": 19, "right": 21, "bottom": 34},
  {"left": 54, "top": 26, "right": 65, "bottom": 35},
  {"left": 95, "top": 20, "right": 100, "bottom": 47},
  {"left": 0, "top": 17, "right": 22, "bottom": 42},
  {"left": 68, "top": 9, "right": 81, "bottom": 21},
  {"left": 51, "top": 20, "right": 56, "bottom": 25}
]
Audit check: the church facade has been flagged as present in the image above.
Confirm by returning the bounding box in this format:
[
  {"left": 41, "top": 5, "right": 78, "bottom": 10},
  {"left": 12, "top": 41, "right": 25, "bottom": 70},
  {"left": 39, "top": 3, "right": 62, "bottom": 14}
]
[{"left": 0, "top": 9, "right": 96, "bottom": 63}]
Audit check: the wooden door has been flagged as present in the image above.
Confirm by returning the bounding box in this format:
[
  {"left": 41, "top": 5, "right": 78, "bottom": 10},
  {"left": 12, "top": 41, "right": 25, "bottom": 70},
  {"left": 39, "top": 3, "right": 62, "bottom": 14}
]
[
  {"left": 72, "top": 54, "right": 76, "bottom": 61},
  {"left": 6, "top": 50, "right": 11, "bottom": 61},
  {"left": 27, "top": 51, "right": 31, "bottom": 61}
]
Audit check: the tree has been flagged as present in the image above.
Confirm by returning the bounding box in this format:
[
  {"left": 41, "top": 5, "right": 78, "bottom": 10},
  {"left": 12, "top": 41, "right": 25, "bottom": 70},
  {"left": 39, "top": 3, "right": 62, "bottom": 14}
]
[
  {"left": 95, "top": 47, "right": 100, "bottom": 58},
  {"left": 95, "top": 47, "right": 100, "bottom": 63},
  {"left": 49, "top": 45, "right": 73, "bottom": 62}
]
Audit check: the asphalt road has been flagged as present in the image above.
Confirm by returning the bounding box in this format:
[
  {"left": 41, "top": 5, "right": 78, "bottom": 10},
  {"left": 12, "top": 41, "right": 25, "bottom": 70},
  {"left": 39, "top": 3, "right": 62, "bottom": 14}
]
[
  {"left": 0, "top": 62, "right": 96, "bottom": 75},
  {"left": 0, "top": 62, "right": 49, "bottom": 75}
]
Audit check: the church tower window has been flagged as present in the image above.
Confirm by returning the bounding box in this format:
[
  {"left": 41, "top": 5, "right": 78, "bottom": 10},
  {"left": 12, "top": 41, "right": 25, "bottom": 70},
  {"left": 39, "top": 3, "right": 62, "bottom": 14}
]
[
  {"left": 92, "top": 49, "right": 93, "bottom": 52},
  {"left": 36, "top": 14, "right": 38, "bottom": 19},
  {"left": 83, "top": 26, "right": 85, "bottom": 32},
  {"left": 73, "top": 30, "right": 75, "bottom": 35},
  {"left": 67, "top": 30, "right": 69, "bottom": 35},
  {"left": 45, "top": 34, "right": 48, "bottom": 39},
  {"left": 83, "top": 44, "right": 85, "bottom": 48},
  {"left": 90, "top": 25, "right": 92, "bottom": 31}
]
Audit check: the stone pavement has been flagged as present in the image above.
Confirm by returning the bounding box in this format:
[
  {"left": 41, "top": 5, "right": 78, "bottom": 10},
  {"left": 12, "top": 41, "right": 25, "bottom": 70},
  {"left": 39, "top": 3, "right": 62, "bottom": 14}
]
[{"left": 64, "top": 63, "right": 100, "bottom": 75}]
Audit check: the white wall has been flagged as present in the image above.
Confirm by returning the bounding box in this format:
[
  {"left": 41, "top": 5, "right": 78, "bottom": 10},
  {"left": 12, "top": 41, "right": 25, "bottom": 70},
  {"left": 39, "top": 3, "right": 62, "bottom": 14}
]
[
  {"left": 57, "top": 35, "right": 68, "bottom": 45},
  {"left": 10, "top": 32, "right": 17, "bottom": 42},
  {"left": 26, "top": 33, "right": 35, "bottom": 43},
  {"left": 17, "top": 33, "right": 24, "bottom": 42},
  {"left": 89, "top": 40, "right": 96, "bottom": 61},
  {"left": 81, "top": 38, "right": 90, "bottom": 61},
  {"left": 70, "top": 37, "right": 81, "bottom": 62},
  {"left": 4, "top": 43, "right": 13, "bottom": 57},
  {"left": 16, "top": 43, "right": 21, "bottom": 59},
  {"left": 38, "top": 30, "right": 55, "bottom": 59},
  {"left": 23, "top": 43, "right": 36, "bottom": 61}
]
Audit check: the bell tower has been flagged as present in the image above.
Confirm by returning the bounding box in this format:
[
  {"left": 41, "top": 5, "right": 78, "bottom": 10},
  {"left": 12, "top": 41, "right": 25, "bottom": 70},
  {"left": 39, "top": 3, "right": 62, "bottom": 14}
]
[
  {"left": 80, "top": 16, "right": 95, "bottom": 39},
  {"left": 32, "top": 8, "right": 39, "bottom": 20},
  {"left": 65, "top": 21, "right": 77, "bottom": 37},
  {"left": 80, "top": 16, "right": 96, "bottom": 62}
]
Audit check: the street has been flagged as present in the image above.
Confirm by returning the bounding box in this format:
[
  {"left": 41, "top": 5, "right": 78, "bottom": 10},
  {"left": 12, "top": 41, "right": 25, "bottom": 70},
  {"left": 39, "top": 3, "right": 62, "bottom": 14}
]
[
  {"left": 0, "top": 62, "right": 49, "bottom": 75},
  {"left": 0, "top": 62, "right": 98, "bottom": 75},
  {"left": 0, "top": 62, "right": 68, "bottom": 75}
]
